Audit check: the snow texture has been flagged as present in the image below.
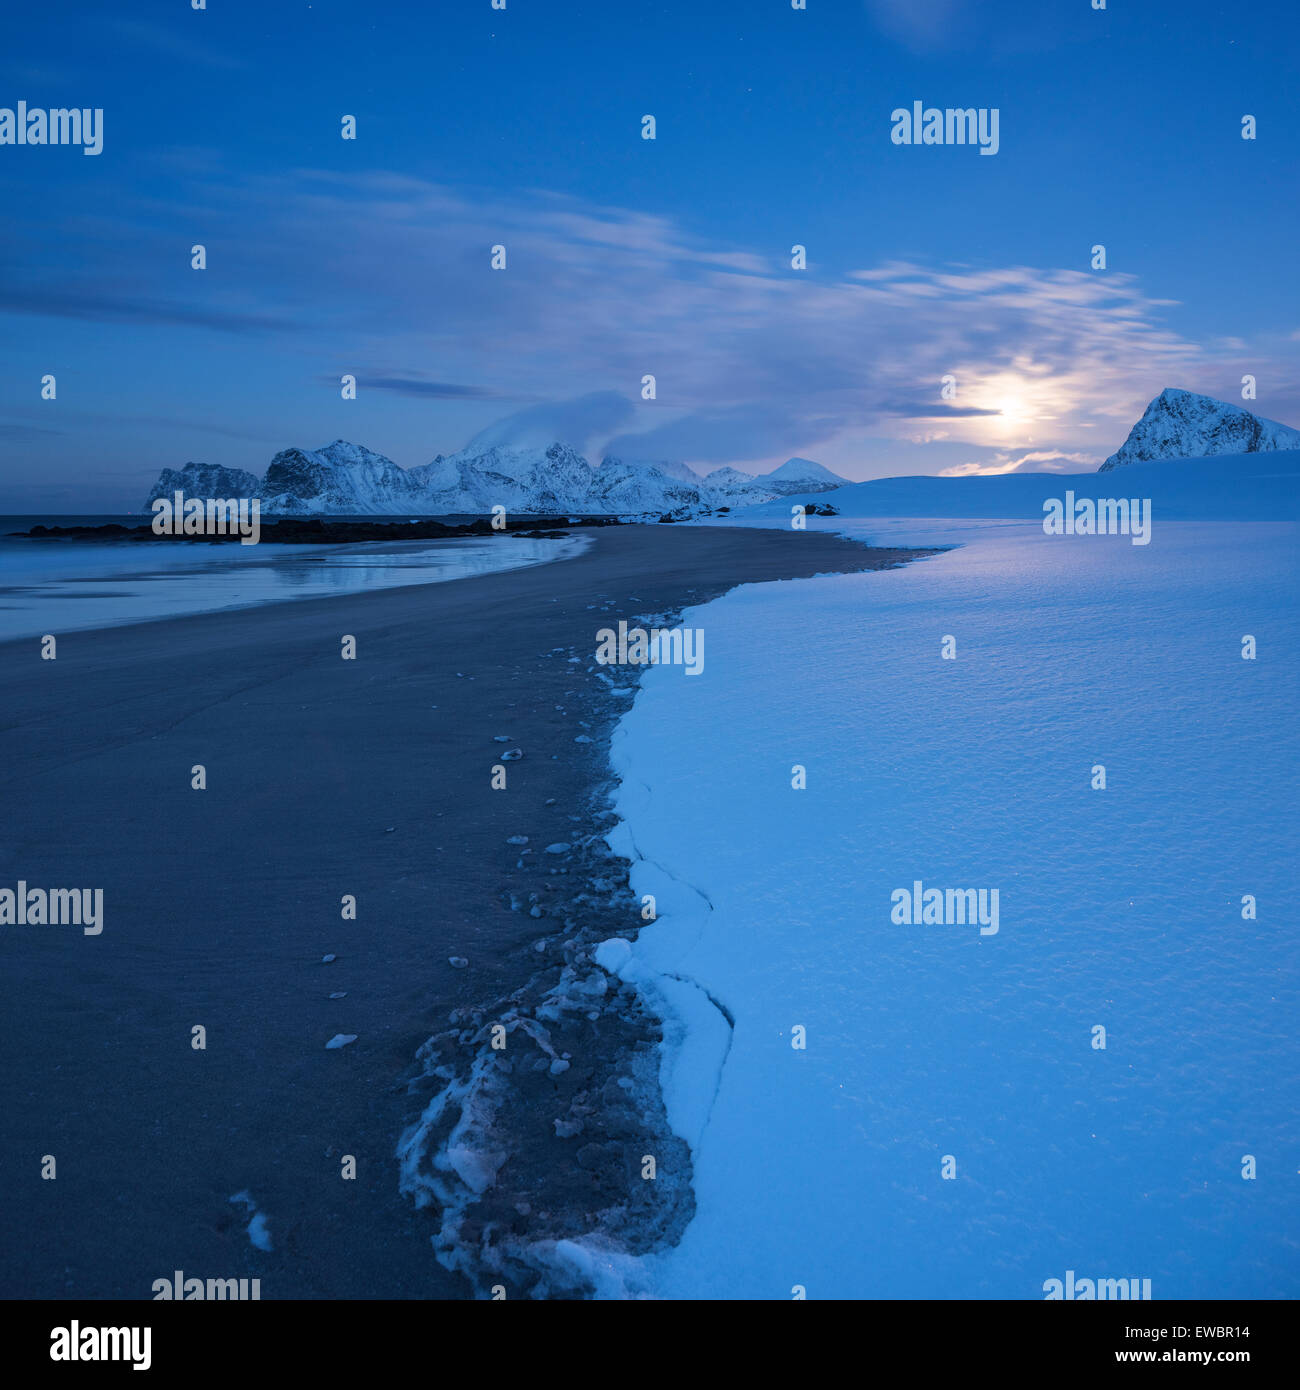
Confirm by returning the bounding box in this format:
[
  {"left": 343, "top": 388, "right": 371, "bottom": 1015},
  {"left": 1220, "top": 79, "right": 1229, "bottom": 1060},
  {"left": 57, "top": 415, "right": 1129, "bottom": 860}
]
[{"left": 605, "top": 449, "right": 1299, "bottom": 1298}]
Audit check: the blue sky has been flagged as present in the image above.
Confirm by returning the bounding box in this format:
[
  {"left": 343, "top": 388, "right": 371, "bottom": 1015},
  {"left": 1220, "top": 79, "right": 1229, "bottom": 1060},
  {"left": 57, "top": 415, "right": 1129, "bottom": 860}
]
[{"left": 1, "top": 0, "right": 1297, "bottom": 509}]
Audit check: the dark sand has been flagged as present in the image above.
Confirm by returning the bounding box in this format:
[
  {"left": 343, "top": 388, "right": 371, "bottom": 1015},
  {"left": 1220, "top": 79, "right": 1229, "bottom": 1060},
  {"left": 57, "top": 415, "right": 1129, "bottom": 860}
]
[{"left": 0, "top": 524, "right": 921, "bottom": 1299}]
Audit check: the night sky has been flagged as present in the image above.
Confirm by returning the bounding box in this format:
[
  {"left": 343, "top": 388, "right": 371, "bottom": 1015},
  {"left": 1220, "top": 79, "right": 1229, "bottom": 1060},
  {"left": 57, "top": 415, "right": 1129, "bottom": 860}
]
[{"left": 1, "top": 0, "right": 1296, "bottom": 509}]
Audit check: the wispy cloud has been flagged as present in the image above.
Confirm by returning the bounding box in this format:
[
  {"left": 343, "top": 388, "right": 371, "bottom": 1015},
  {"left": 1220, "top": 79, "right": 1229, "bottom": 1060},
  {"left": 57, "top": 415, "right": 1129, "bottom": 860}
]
[
  {"left": 864, "top": 0, "right": 968, "bottom": 53},
  {"left": 2, "top": 163, "right": 1289, "bottom": 471},
  {"left": 0, "top": 421, "right": 63, "bottom": 441},
  {"left": 0, "top": 284, "right": 295, "bottom": 334},
  {"left": 940, "top": 450, "right": 1098, "bottom": 477},
  {"left": 863, "top": 0, "right": 1080, "bottom": 57},
  {"left": 344, "top": 377, "right": 510, "bottom": 401},
  {"left": 466, "top": 392, "right": 638, "bottom": 454},
  {"left": 876, "top": 402, "right": 1004, "bottom": 419},
  {"left": 110, "top": 18, "right": 247, "bottom": 72}
]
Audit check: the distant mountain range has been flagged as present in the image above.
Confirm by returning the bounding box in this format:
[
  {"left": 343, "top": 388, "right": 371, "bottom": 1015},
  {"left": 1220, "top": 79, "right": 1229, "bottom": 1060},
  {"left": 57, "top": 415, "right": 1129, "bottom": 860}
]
[
  {"left": 142, "top": 390, "right": 1300, "bottom": 515},
  {"left": 144, "top": 443, "right": 848, "bottom": 517},
  {"left": 1099, "top": 388, "right": 1300, "bottom": 471}
]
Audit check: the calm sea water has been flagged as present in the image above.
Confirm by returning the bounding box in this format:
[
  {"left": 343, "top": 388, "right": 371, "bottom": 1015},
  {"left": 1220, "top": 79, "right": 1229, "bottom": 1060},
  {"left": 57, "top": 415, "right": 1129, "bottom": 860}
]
[{"left": 0, "top": 515, "right": 582, "bottom": 643}]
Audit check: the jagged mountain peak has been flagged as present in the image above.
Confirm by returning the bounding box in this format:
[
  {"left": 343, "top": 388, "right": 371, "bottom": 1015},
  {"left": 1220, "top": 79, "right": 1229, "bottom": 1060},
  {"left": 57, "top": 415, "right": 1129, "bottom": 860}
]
[
  {"left": 1099, "top": 389, "right": 1300, "bottom": 471},
  {"left": 144, "top": 460, "right": 262, "bottom": 505},
  {"left": 703, "top": 466, "right": 757, "bottom": 486},
  {"left": 143, "top": 437, "right": 847, "bottom": 516},
  {"left": 314, "top": 439, "right": 393, "bottom": 464}
]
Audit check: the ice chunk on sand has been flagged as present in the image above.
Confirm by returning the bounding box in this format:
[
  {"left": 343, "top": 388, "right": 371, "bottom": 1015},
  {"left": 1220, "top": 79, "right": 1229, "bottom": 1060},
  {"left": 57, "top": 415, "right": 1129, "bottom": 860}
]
[{"left": 594, "top": 938, "right": 633, "bottom": 976}]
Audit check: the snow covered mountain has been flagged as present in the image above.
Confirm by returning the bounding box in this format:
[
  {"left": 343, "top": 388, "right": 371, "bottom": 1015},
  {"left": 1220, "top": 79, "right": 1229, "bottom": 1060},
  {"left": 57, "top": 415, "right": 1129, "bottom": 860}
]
[
  {"left": 1099, "top": 388, "right": 1300, "bottom": 471},
  {"left": 262, "top": 441, "right": 424, "bottom": 514},
  {"left": 763, "top": 457, "right": 849, "bottom": 490},
  {"left": 142, "top": 441, "right": 849, "bottom": 517},
  {"left": 145, "top": 461, "right": 263, "bottom": 506}
]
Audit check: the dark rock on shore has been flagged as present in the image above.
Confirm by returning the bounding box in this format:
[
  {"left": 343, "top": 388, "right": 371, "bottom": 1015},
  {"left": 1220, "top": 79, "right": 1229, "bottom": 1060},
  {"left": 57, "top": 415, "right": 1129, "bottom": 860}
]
[{"left": 13, "top": 515, "right": 623, "bottom": 546}]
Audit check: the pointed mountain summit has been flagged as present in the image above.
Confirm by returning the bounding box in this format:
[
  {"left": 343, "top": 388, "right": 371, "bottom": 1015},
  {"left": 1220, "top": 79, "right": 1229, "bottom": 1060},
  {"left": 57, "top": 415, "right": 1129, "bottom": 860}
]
[
  {"left": 757, "top": 457, "right": 850, "bottom": 494},
  {"left": 766, "top": 457, "right": 848, "bottom": 485},
  {"left": 1099, "top": 389, "right": 1300, "bottom": 471}
]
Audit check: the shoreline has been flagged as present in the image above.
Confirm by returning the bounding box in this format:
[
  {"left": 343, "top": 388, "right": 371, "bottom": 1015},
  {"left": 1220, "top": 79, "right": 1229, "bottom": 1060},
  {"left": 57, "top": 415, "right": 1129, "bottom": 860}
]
[
  {"left": 0, "top": 529, "right": 594, "bottom": 646},
  {"left": 0, "top": 524, "right": 930, "bottom": 1299},
  {"left": 9, "top": 514, "right": 621, "bottom": 546}
]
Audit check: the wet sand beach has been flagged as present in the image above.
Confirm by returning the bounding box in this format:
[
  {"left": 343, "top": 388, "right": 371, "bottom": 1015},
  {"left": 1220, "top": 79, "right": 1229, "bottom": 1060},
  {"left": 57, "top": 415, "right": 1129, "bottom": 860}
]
[{"left": 0, "top": 523, "right": 922, "bottom": 1299}]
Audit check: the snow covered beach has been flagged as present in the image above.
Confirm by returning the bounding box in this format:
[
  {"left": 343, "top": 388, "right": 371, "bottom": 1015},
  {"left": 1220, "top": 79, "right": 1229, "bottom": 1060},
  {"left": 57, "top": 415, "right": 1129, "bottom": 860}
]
[{"left": 600, "top": 451, "right": 1300, "bottom": 1298}]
